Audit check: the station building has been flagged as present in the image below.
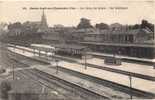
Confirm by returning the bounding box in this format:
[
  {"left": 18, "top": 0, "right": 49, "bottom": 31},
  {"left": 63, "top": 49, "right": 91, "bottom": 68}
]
[{"left": 80, "top": 27, "right": 154, "bottom": 59}]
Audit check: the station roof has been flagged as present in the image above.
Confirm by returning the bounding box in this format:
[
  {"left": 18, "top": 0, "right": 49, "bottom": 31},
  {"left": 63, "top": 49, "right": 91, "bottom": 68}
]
[{"left": 31, "top": 44, "right": 55, "bottom": 49}]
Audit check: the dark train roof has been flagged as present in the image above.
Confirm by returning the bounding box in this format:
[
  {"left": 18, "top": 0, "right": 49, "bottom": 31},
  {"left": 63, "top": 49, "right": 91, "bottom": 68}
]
[
  {"left": 80, "top": 42, "right": 155, "bottom": 48},
  {"left": 51, "top": 43, "right": 87, "bottom": 50}
]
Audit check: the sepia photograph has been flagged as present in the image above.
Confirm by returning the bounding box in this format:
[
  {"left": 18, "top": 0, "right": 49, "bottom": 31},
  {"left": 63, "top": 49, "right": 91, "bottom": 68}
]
[{"left": 0, "top": 0, "right": 155, "bottom": 100}]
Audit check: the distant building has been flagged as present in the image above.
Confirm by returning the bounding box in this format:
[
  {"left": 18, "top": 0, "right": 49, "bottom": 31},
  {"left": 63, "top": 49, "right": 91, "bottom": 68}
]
[
  {"left": 0, "top": 22, "right": 8, "bottom": 35},
  {"left": 22, "top": 10, "right": 49, "bottom": 33},
  {"left": 83, "top": 28, "right": 153, "bottom": 43},
  {"left": 42, "top": 31, "right": 61, "bottom": 43},
  {"left": 38, "top": 10, "right": 48, "bottom": 33},
  {"left": 81, "top": 27, "right": 154, "bottom": 59},
  {"left": 110, "top": 23, "right": 122, "bottom": 31},
  {"left": 23, "top": 21, "right": 40, "bottom": 29},
  {"left": 0, "top": 22, "right": 8, "bottom": 31},
  {"left": 54, "top": 24, "right": 64, "bottom": 28},
  {"left": 42, "top": 26, "right": 76, "bottom": 43}
]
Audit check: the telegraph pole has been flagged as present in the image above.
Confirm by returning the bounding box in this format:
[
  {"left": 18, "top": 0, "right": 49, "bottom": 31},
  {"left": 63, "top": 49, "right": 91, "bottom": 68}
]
[
  {"left": 153, "top": 24, "right": 155, "bottom": 69},
  {"left": 152, "top": 21, "right": 155, "bottom": 44}
]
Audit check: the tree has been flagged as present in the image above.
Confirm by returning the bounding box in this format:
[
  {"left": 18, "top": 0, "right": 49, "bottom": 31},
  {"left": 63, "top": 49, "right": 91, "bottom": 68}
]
[
  {"left": 126, "top": 20, "right": 154, "bottom": 31},
  {"left": 132, "top": 24, "right": 141, "bottom": 29},
  {"left": 141, "top": 20, "right": 154, "bottom": 31},
  {"left": 95, "top": 23, "right": 109, "bottom": 30},
  {"left": 77, "top": 18, "right": 93, "bottom": 29},
  {"left": 8, "top": 22, "right": 22, "bottom": 31},
  {"left": 141, "top": 20, "right": 148, "bottom": 29}
]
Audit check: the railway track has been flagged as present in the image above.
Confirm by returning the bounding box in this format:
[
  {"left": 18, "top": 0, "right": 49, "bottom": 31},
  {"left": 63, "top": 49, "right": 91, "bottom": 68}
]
[
  {"left": 6, "top": 49, "right": 109, "bottom": 99},
  {"left": 6, "top": 44, "right": 155, "bottom": 99},
  {"left": 7, "top": 44, "right": 155, "bottom": 82},
  {"left": 18, "top": 70, "right": 84, "bottom": 100},
  {"left": 9, "top": 55, "right": 107, "bottom": 99},
  {"left": 7, "top": 54, "right": 85, "bottom": 100},
  {"left": 54, "top": 66, "right": 155, "bottom": 98},
  {"left": 19, "top": 69, "right": 109, "bottom": 100},
  {"left": 9, "top": 51, "right": 155, "bottom": 99}
]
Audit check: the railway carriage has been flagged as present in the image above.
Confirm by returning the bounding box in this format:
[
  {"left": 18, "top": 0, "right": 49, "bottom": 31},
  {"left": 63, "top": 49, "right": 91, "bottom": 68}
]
[{"left": 30, "top": 43, "right": 88, "bottom": 59}]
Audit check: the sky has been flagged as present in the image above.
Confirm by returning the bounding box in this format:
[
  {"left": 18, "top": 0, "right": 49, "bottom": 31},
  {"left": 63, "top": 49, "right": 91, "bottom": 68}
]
[{"left": 0, "top": 0, "right": 155, "bottom": 27}]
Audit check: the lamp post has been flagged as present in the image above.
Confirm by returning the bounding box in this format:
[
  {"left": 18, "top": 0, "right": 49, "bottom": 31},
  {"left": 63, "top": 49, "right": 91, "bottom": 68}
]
[
  {"left": 129, "top": 72, "right": 132, "bottom": 99},
  {"left": 46, "top": 50, "right": 48, "bottom": 60},
  {"left": 55, "top": 59, "right": 59, "bottom": 74},
  {"left": 12, "top": 64, "right": 15, "bottom": 80},
  {"left": 38, "top": 49, "right": 40, "bottom": 57},
  {"left": 13, "top": 45, "right": 16, "bottom": 51},
  {"left": 84, "top": 53, "right": 87, "bottom": 70},
  {"left": 50, "top": 49, "right": 53, "bottom": 59},
  {"left": 33, "top": 48, "right": 35, "bottom": 56},
  {"left": 10, "top": 58, "right": 15, "bottom": 80},
  {"left": 82, "top": 49, "right": 87, "bottom": 70}
]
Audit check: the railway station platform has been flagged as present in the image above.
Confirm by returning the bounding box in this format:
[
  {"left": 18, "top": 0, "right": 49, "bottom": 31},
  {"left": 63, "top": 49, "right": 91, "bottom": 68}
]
[
  {"left": 34, "top": 65, "right": 130, "bottom": 99},
  {"left": 86, "top": 58, "right": 155, "bottom": 78},
  {"left": 7, "top": 46, "right": 155, "bottom": 95},
  {"left": 88, "top": 51, "right": 155, "bottom": 63},
  {"left": 8, "top": 46, "right": 155, "bottom": 78},
  {"left": 57, "top": 61, "right": 155, "bottom": 94}
]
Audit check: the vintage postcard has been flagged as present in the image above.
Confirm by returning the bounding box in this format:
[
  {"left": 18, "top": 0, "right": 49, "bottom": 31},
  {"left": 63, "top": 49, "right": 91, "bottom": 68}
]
[{"left": 0, "top": 0, "right": 155, "bottom": 100}]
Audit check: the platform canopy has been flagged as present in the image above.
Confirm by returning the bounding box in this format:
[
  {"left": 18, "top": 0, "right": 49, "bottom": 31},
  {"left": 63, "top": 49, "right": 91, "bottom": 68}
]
[{"left": 30, "top": 43, "right": 88, "bottom": 52}]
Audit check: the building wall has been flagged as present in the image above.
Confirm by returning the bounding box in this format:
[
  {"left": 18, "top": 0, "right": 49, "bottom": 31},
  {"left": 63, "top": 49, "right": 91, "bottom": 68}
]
[
  {"left": 83, "top": 28, "right": 153, "bottom": 44},
  {"left": 84, "top": 34, "right": 104, "bottom": 42},
  {"left": 85, "top": 43, "right": 155, "bottom": 59},
  {"left": 83, "top": 33, "right": 135, "bottom": 43}
]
